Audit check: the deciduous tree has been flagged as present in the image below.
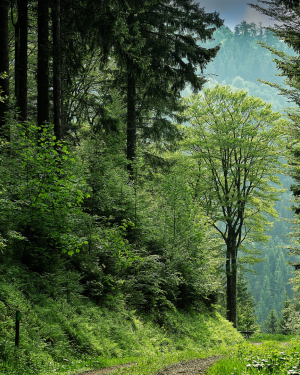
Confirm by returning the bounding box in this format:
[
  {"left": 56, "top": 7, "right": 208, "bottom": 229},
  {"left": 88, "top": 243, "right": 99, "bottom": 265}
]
[{"left": 181, "top": 85, "right": 286, "bottom": 327}]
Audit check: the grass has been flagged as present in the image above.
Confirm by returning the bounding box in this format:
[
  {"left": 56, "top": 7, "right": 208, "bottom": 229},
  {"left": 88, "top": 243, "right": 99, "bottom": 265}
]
[
  {"left": 247, "top": 333, "right": 296, "bottom": 343},
  {"left": 205, "top": 357, "right": 245, "bottom": 375},
  {"left": 202, "top": 337, "right": 300, "bottom": 375},
  {"left": 2, "top": 262, "right": 300, "bottom": 375},
  {"left": 0, "top": 263, "right": 243, "bottom": 375}
]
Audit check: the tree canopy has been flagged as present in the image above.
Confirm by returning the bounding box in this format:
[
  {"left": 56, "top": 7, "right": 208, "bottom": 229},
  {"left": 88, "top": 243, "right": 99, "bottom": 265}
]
[{"left": 180, "top": 85, "right": 287, "bottom": 326}]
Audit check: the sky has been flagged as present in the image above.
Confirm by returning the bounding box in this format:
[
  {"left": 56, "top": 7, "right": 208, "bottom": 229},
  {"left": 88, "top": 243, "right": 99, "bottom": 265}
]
[{"left": 197, "top": 0, "right": 277, "bottom": 31}]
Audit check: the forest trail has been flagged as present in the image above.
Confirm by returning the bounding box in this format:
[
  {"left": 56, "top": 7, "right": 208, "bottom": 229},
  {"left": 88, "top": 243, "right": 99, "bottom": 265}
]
[
  {"left": 73, "top": 356, "right": 222, "bottom": 375},
  {"left": 73, "top": 362, "right": 137, "bottom": 375}
]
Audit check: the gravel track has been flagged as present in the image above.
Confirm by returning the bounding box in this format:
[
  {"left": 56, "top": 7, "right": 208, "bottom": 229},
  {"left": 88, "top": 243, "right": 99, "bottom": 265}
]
[{"left": 73, "top": 356, "right": 222, "bottom": 375}]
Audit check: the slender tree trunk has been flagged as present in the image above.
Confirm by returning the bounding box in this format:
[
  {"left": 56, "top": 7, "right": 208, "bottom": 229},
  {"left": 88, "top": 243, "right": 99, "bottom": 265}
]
[
  {"left": 226, "top": 239, "right": 238, "bottom": 328},
  {"left": 126, "top": 68, "right": 136, "bottom": 175},
  {"left": 126, "top": 11, "right": 136, "bottom": 176},
  {"left": 226, "top": 250, "right": 232, "bottom": 321},
  {"left": 17, "top": 0, "right": 28, "bottom": 121},
  {"left": 0, "top": 0, "right": 9, "bottom": 138},
  {"left": 231, "top": 255, "right": 237, "bottom": 328},
  {"left": 38, "top": 0, "right": 49, "bottom": 128},
  {"left": 52, "top": 0, "right": 62, "bottom": 140},
  {"left": 14, "top": 16, "right": 20, "bottom": 107}
]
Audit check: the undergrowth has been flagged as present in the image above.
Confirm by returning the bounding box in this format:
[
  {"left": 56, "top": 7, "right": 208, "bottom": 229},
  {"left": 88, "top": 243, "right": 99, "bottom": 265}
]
[
  {"left": 0, "top": 262, "right": 243, "bottom": 375},
  {"left": 205, "top": 339, "right": 300, "bottom": 375}
]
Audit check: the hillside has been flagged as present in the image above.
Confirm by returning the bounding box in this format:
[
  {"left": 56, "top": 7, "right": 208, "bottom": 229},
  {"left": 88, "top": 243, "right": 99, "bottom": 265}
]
[{"left": 0, "top": 260, "right": 242, "bottom": 374}]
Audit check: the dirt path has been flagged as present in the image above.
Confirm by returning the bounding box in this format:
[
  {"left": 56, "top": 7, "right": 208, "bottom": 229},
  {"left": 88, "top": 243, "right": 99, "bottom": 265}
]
[
  {"left": 73, "top": 356, "right": 223, "bottom": 375},
  {"left": 154, "top": 356, "right": 223, "bottom": 375},
  {"left": 73, "top": 362, "right": 137, "bottom": 375},
  {"left": 71, "top": 343, "right": 293, "bottom": 375}
]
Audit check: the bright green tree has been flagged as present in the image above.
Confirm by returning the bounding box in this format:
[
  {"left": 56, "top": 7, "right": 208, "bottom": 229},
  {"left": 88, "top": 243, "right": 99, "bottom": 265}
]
[{"left": 181, "top": 85, "right": 287, "bottom": 327}]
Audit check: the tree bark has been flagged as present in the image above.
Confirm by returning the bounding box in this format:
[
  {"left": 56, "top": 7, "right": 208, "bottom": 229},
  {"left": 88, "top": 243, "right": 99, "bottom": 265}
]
[
  {"left": 14, "top": 18, "right": 20, "bottom": 108},
  {"left": 226, "top": 238, "right": 238, "bottom": 328},
  {"left": 0, "top": 0, "right": 9, "bottom": 138},
  {"left": 231, "top": 255, "right": 237, "bottom": 328},
  {"left": 17, "top": 0, "right": 28, "bottom": 121},
  {"left": 126, "top": 11, "right": 136, "bottom": 176},
  {"left": 126, "top": 68, "right": 136, "bottom": 176},
  {"left": 52, "top": 0, "right": 62, "bottom": 140},
  {"left": 226, "top": 251, "right": 232, "bottom": 322},
  {"left": 38, "top": 0, "right": 49, "bottom": 128}
]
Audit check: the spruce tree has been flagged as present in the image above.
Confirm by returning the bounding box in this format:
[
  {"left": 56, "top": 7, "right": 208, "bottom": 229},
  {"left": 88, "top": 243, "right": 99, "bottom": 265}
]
[
  {"left": 110, "top": 0, "right": 224, "bottom": 174},
  {"left": 0, "top": 0, "right": 9, "bottom": 138},
  {"left": 17, "top": 0, "right": 28, "bottom": 122},
  {"left": 237, "top": 272, "right": 258, "bottom": 331},
  {"left": 278, "top": 292, "right": 292, "bottom": 335},
  {"left": 37, "top": 0, "right": 49, "bottom": 129},
  {"left": 264, "top": 309, "right": 279, "bottom": 334}
]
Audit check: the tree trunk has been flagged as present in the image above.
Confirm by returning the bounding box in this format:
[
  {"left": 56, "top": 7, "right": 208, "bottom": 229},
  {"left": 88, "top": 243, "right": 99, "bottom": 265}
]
[
  {"left": 38, "top": 0, "right": 49, "bottom": 128},
  {"left": 231, "top": 256, "right": 237, "bottom": 328},
  {"left": 0, "top": 0, "right": 9, "bottom": 138},
  {"left": 126, "top": 68, "right": 136, "bottom": 176},
  {"left": 226, "top": 251, "right": 231, "bottom": 322},
  {"left": 226, "top": 240, "right": 238, "bottom": 328},
  {"left": 17, "top": 0, "right": 28, "bottom": 121},
  {"left": 126, "top": 12, "right": 136, "bottom": 176},
  {"left": 14, "top": 16, "right": 20, "bottom": 108},
  {"left": 52, "top": 0, "right": 62, "bottom": 140}
]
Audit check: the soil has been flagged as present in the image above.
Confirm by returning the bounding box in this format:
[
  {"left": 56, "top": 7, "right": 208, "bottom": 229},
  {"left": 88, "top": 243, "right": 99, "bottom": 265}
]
[
  {"left": 73, "top": 356, "right": 223, "bottom": 375},
  {"left": 154, "top": 356, "right": 223, "bottom": 375},
  {"left": 73, "top": 362, "right": 137, "bottom": 375}
]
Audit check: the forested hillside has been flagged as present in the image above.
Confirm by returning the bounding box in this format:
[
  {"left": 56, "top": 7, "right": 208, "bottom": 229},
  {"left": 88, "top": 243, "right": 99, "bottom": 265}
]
[{"left": 2, "top": 0, "right": 300, "bottom": 372}]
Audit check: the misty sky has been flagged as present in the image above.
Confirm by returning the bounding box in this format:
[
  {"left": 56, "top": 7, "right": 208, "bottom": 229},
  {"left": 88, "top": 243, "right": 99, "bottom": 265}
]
[{"left": 197, "top": 0, "right": 276, "bottom": 30}]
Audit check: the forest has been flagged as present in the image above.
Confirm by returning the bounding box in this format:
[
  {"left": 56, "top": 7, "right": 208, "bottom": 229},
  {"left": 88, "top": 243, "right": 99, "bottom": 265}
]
[{"left": 2, "top": 0, "right": 300, "bottom": 374}]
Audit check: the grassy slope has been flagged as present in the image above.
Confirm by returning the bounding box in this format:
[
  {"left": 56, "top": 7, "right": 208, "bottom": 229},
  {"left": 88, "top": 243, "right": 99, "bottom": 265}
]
[{"left": 0, "top": 264, "right": 243, "bottom": 375}]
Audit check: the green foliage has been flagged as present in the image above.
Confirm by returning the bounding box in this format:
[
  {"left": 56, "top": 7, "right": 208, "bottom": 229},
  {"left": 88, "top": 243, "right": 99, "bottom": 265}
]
[
  {"left": 264, "top": 309, "right": 279, "bottom": 334},
  {"left": 205, "top": 357, "right": 245, "bottom": 375},
  {"left": 0, "top": 122, "right": 90, "bottom": 269},
  {"left": 179, "top": 84, "right": 287, "bottom": 325},
  {"left": 181, "top": 85, "right": 286, "bottom": 253},
  {"left": 0, "top": 261, "right": 242, "bottom": 374},
  {"left": 248, "top": 333, "right": 295, "bottom": 342},
  {"left": 206, "top": 340, "right": 300, "bottom": 375},
  {"left": 237, "top": 273, "right": 259, "bottom": 332},
  {"left": 277, "top": 293, "right": 292, "bottom": 335}
]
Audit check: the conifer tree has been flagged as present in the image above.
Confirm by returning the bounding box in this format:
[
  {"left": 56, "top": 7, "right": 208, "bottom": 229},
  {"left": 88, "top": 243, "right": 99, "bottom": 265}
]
[
  {"left": 257, "top": 275, "right": 273, "bottom": 325},
  {"left": 237, "top": 272, "right": 258, "bottom": 331},
  {"left": 264, "top": 309, "right": 279, "bottom": 334},
  {"left": 17, "top": 0, "right": 28, "bottom": 121},
  {"left": 37, "top": 0, "right": 49, "bottom": 128},
  {"left": 110, "top": 0, "right": 224, "bottom": 174},
  {"left": 0, "top": 0, "right": 9, "bottom": 137},
  {"left": 277, "top": 291, "right": 292, "bottom": 335}
]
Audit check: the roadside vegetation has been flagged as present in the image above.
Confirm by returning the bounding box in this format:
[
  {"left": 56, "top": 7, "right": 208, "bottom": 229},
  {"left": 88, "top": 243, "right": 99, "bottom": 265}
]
[
  {"left": 0, "top": 262, "right": 242, "bottom": 375},
  {"left": 205, "top": 339, "right": 300, "bottom": 375}
]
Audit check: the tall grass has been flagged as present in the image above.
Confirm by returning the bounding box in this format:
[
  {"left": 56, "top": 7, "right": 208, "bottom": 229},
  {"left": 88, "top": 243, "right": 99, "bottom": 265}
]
[
  {"left": 203, "top": 339, "right": 300, "bottom": 375},
  {"left": 0, "top": 263, "right": 243, "bottom": 374}
]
